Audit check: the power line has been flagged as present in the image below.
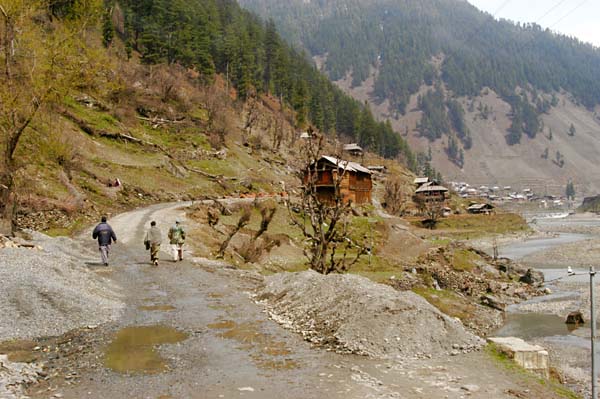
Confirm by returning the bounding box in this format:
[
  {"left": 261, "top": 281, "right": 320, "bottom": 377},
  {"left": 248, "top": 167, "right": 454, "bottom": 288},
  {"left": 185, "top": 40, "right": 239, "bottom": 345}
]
[
  {"left": 535, "top": 0, "right": 569, "bottom": 23},
  {"left": 491, "top": 0, "right": 513, "bottom": 17},
  {"left": 548, "top": 0, "right": 590, "bottom": 29}
]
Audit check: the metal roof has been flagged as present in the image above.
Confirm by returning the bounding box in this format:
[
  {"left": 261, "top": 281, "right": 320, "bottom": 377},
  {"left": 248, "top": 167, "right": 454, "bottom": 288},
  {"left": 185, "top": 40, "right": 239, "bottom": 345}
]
[
  {"left": 415, "top": 185, "right": 449, "bottom": 193},
  {"left": 414, "top": 177, "right": 430, "bottom": 184},
  {"left": 343, "top": 143, "right": 363, "bottom": 151},
  {"left": 467, "top": 203, "right": 494, "bottom": 210},
  {"left": 320, "top": 156, "right": 372, "bottom": 174}
]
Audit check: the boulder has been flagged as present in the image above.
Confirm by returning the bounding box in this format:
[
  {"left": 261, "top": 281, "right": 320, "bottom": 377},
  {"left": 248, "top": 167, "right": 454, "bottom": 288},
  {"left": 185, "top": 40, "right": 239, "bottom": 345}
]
[
  {"left": 481, "top": 294, "right": 507, "bottom": 311},
  {"left": 565, "top": 311, "right": 584, "bottom": 325},
  {"left": 488, "top": 337, "right": 549, "bottom": 378},
  {"left": 519, "top": 268, "right": 544, "bottom": 285}
]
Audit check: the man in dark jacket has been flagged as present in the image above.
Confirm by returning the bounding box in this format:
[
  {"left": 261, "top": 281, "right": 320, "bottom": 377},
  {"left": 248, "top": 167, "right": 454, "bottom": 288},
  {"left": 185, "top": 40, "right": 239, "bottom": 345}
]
[{"left": 92, "top": 216, "right": 117, "bottom": 266}]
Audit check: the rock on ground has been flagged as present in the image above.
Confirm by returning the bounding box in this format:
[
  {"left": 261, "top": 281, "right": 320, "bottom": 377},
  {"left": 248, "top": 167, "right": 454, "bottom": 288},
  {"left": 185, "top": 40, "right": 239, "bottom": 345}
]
[
  {"left": 0, "top": 232, "right": 124, "bottom": 341},
  {"left": 0, "top": 354, "right": 43, "bottom": 399},
  {"left": 256, "top": 270, "right": 484, "bottom": 359}
]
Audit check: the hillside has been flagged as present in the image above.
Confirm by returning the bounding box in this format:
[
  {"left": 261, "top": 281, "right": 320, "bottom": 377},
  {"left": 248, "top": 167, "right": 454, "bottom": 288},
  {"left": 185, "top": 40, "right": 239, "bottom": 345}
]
[
  {"left": 0, "top": 0, "right": 418, "bottom": 234},
  {"left": 239, "top": 0, "right": 600, "bottom": 195}
]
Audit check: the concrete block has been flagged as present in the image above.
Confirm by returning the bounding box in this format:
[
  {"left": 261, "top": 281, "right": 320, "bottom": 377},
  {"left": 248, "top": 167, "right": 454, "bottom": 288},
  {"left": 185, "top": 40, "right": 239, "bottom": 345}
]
[{"left": 488, "top": 336, "right": 549, "bottom": 378}]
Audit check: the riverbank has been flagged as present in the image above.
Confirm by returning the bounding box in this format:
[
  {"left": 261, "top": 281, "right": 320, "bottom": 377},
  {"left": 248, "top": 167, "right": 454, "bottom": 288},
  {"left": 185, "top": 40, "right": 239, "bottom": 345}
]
[{"left": 486, "top": 213, "right": 600, "bottom": 398}]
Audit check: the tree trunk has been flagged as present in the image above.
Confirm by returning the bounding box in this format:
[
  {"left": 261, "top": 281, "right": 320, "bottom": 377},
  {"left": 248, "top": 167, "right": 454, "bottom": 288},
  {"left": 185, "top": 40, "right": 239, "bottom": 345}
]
[{"left": 0, "top": 171, "right": 15, "bottom": 235}]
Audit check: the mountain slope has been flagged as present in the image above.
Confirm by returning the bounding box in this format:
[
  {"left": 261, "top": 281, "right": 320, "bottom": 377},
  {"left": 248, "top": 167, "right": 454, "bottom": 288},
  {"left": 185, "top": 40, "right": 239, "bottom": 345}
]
[
  {"left": 0, "top": 0, "right": 417, "bottom": 233},
  {"left": 239, "top": 0, "right": 600, "bottom": 195}
]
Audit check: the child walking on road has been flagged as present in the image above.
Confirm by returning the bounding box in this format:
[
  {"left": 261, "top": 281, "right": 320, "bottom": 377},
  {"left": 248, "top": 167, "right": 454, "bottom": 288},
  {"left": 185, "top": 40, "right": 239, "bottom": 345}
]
[
  {"left": 144, "top": 221, "right": 163, "bottom": 266},
  {"left": 168, "top": 220, "right": 186, "bottom": 262}
]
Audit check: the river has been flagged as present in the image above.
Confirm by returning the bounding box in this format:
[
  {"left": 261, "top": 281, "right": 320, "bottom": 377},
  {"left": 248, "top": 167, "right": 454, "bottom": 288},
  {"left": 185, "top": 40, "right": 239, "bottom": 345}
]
[{"left": 494, "top": 214, "right": 600, "bottom": 354}]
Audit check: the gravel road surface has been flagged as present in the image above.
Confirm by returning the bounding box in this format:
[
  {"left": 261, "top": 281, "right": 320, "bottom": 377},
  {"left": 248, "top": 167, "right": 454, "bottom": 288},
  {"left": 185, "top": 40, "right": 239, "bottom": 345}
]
[{"left": 7, "top": 202, "right": 573, "bottom": 399}]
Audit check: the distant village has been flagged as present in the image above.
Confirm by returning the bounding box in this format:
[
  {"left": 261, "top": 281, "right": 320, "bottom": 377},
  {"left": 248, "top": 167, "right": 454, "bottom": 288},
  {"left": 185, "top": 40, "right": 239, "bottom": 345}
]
[
  {"left": 447, "top": 181, "right": 570, "bottom": 208},
  {"left": 320, "top": 140, "right": 572, "bottom": 213}
]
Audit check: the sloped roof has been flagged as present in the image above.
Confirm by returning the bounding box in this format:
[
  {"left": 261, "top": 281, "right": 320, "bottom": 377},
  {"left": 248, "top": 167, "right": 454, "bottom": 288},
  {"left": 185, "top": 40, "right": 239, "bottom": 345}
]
[
  {"left": 414, "top": 177, "right": 430, "bottom": 184},
  {"left": 415, "top": 185, "right": 449, "bottom": 193},
  {"left": 468, "top": 203, "right": 494, "bottom": 210},
  {"left": 320, "top": 156, "right": 372, "bottom": 174},
  {"left": 343, "top": 143, "right": 363, "bottom": 152}
]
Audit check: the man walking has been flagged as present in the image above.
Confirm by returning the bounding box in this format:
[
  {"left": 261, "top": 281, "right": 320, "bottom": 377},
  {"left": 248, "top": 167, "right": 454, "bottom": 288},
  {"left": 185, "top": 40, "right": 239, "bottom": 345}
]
[
  {"left": 144, "top": 221, "right": 162, "bottom": 266},
  {"left": 168, "top": 220, "right": 186, "bottom": 262},
  {"left": 92, "top": 216, "right": 117, "bottom": 266}
]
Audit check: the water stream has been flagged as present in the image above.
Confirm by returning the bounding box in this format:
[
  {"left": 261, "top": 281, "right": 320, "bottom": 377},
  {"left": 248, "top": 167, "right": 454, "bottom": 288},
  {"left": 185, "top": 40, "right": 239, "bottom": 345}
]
[{"left": 493, "top": 216, "right": 595, "bottom": 343}]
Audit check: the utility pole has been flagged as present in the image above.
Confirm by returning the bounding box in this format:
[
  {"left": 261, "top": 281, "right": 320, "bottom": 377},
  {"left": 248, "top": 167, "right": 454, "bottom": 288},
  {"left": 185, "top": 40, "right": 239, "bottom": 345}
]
[
  {"left": 567, "top": 266, "right": 598, "bottom": 398},
  {"left": 592, "top": 265, "right": 598, "bottom": 399}
]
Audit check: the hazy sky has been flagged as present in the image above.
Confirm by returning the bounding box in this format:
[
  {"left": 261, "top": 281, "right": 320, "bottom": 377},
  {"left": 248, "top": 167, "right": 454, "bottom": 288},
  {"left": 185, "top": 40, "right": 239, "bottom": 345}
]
[{"left": 467, "top": 0, "right": 599, "bottom": 47}]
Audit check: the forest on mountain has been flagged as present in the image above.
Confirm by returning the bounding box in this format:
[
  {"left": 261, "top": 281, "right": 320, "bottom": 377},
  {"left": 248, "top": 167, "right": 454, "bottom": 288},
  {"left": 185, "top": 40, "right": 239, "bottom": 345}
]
[
  {"left": 239, "top": 0, "right": 600, "bottom": 148},
  {"left": 112, "top": 0, "right": 416, "bottom": 165}
]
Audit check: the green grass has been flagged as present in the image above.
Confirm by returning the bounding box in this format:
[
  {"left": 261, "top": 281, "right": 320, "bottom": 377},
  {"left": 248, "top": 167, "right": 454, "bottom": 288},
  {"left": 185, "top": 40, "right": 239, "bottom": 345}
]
[
  {"left": 436, "top": 213, "right": 529, "bottom": 234},
  {"left": 413, "top": 287, "right": 474, "bottom": 322},
  {"left": 429, "top": 237, "right": 452, "bottom": 246},
  {"left": 64, "top": 97, "right": 120, "bottom": 132},
  {"left": 451, "top": 249, "right": 481, "bottom": 272},
  {"left": 45, "top": 216, "right": 88, "bottom": 237},
  {"left": 412, "top": 213, "right": 530, "bottom": 239},
  {"left": 189, "top": 159, "right": 239, "bottom": 177},
  {"left": 190, "top": 108, "right": 209, "bottom": 121}
]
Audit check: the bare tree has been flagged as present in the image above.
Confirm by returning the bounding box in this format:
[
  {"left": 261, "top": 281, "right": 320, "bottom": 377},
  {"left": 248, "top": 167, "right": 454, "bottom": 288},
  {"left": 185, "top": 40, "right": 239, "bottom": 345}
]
[
  {"left": 217, "top": 206, "right": 251, "bottom": 259},
  {"left": 414, "top": 196, "right": 444, "bottom": 229},
  {"left": 202, "top": 83, "right": 230, "bottom": 148},
  {"left": 383, "top": 177, "right": 406, "bottom": 215},
  {"left": 287, "top": 129, "right": 368, "bottom": 274},
  {"left": 0, "top": 2, "right": 111, "bottom": 234},
  {"left": 242, "top": 95, "right": 260, "bottom": 144},
  {"left": 268, "top": 114, "right": 285, "bottom": 153}
]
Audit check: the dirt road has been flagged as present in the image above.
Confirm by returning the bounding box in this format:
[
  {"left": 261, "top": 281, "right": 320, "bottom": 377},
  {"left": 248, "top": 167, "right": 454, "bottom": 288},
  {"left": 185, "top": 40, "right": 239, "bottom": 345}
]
[{"left": 26, "top": 203, "right": 573, "bottom": 399}]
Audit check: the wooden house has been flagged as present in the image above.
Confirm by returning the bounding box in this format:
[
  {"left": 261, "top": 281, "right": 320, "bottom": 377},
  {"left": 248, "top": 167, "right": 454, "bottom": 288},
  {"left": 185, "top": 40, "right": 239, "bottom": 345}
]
[
  {"left": 343, "top": 143, "right": 364, "bottom": 157},
  {"left": 467, "top": 203, "right": 495, "bottom": 214},
  {"left": 414, "top": 177, "right": 430, "bottom": 188},
  {"left": 414, "top": 184, "right": 449, "bottom": 203},
  {"left": 305, "top": 156, "right": 372, "bottom": 205}
]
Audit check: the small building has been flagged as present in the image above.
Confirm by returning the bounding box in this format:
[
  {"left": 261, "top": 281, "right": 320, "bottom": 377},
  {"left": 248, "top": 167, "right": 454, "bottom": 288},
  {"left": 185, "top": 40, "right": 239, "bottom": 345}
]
[
  {"left": 343, "top": 143, "right": 364, "bottom": 157},
  {"left": 367, "top": 165, "right": 387, "bottom": 174},
  {"left": 304, "top": 156, "right": 372, "bottom": 205},
  {"left": 414, "top": 177, "right": 431, "bottom": 188},
  {"left": 467, "top": 203, "right": 495, "bottom": 214},
  {"left": 414, "top": 184, "right": 449, "bottom": 203}
]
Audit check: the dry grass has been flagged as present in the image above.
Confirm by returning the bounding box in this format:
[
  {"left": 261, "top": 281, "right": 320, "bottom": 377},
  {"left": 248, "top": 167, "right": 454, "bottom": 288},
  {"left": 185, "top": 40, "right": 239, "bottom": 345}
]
[{"left": 409, "top": 212, "right": 529, "bottom": 239}]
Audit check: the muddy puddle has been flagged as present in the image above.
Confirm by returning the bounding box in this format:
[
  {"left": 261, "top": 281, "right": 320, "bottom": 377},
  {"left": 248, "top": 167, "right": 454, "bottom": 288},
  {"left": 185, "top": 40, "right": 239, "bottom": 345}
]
[
  {"left": 208, "top": 320, "right": 299, "bottom": 370},
  {"left": 0, "top": 339, "right": 39, "bottom": 363},
  {"left": 494, "top": 313, "right": 577, "bottom": 340},
  {"left": 104, "top": 325, "right": 188, "bottom": 374},
  {"left": 138, "top": 305, "right": 177, "bottom": 311}
]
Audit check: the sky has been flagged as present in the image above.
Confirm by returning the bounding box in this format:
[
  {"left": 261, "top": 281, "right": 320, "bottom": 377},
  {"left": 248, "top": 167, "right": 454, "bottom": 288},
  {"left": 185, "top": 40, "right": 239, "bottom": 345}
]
[{"left": 467, "top": 0, "right": 600, "bottom": 47}]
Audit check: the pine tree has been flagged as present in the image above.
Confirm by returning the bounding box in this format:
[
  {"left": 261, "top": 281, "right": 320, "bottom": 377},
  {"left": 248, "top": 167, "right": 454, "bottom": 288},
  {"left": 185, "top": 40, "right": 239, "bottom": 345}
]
[
  {"left": 566, "top": 181, "right": 575, "bottom": 200},
  {"left": 102, "top": 7, "right": 114, "bottom": 47}
]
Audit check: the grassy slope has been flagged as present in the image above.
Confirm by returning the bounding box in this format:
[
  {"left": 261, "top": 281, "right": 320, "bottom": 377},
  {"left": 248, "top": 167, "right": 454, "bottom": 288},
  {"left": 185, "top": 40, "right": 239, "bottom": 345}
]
[{"left": 15, "top": 65, "right": 302, "bottom": 234}]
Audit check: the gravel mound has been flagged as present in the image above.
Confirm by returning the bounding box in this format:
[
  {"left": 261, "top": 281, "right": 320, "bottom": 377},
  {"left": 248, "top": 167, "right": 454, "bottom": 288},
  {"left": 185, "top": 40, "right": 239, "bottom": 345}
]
[
  {"left": 0, "top": 354, "right": 43, "bottom": 399},
  {"left": 0, "top": 232, "right": 124, "bottom": 341},
  {"left": 257, "top": 270, "right": 484, "bottom": 359}
]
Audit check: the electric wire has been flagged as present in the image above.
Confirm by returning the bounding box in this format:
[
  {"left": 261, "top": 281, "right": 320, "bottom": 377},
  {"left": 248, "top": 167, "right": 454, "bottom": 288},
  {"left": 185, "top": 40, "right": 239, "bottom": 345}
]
[
  {"left": 548, "top": 0, "right": 590, "bottom": 29},
  {"left": 535, "top": 0, "right": 569, "bottom": 24}
]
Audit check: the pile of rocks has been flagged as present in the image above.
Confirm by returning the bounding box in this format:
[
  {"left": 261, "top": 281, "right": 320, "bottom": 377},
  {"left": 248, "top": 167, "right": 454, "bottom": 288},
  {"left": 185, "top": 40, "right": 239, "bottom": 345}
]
[
  {"left": 256, "top": 270, "right": 484, "bottom": 360},
  {"left": 0, "top": 354, "right": 44, "bottom": 399},
  {"left": 0, "top": 231, "right": 124, "bottom": 341}
]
